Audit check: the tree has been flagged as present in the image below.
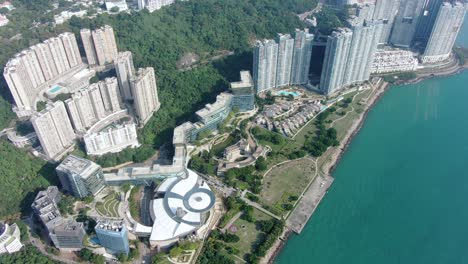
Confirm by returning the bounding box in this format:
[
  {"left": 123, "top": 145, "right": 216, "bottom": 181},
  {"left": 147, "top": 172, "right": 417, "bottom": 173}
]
[
  {"left": 152, "top": 253, "right": 166, "bottom": 263},
  {"left": 0, "top": 7, "right": 8, "bottom": 14},
  {"left": 255, "top": 156, "right": 267, "bottom": 171},
  {"left": 110, "top": 6, "right": 120, "bottom": 12},
  {"left": 121, "top": 183, "right": 131, "bottom": 193},
  {"left": 118, "top": 252, "right": 128, "bottom": 262},
  {"left": 169, "top": 247, "right": 183, "bottom": 258}
]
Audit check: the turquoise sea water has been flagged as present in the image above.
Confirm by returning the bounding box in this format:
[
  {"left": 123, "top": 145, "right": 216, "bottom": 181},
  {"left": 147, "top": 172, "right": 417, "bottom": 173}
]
[{"left": 276, "top": 21, "right": 468, "bottom": 264}]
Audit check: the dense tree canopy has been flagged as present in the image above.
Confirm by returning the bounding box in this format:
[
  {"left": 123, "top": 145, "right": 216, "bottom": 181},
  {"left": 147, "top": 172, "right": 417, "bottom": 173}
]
[{"left": 0, "top": 140, "right": 57, "bottom": 219}]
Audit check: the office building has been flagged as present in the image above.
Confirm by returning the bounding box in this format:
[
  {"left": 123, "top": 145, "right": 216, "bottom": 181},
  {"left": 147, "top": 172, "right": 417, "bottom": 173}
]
[
  {"left": 290, "top": 29, "right": 314, "bottom": 85},
  {"left": 49, "top": 220, "right": 85, "bottom": 250},
  {"left": 59, "top": 32, "right": 82, "bottom": 68},
  {"left": 371, "top": 49, "right": 418, "bottom": 74},
  {"left": 275, "top": 34, "right": 294, "bottom": 88},
  {"left": 138, "top": 0, "right": 175, "bottom": 12},
  {"left": 81, "top": 25, "right": 118, "bottom": 66},
  {"left": 31, "top": 101, "right": 75, "bottom": 160},
  {"left": 95, "top": 219, "right": 130, "bottom": 255},
  {"left": 372, "top": 0, "right": 400, "bottom": 43},
  {"left": 195, "top": 92, "right": 232, "bottom": 133},
  {"left": 56, "top": 155, "right": 106, "bottom": 198},
  {"left": 0, "top": 223, "right": 23, "bottom": 254},
  {"left": 84, "top": 123, "right": 140, "bottom": 156},
  {"left": 31, "top": 186, "right": 63, "bottom": 231},
  {"left": 114, "top": 51, "right": 135, "bottom": 100},
  {"left": 32, "top": 187, "right": 85, "bottom": 250},
  {"left": 230, "top": 71, "right": 255, "bottom": 112},
  {"left": 253, "top": 39, "right": 278, "bottom": 93},
  {"left": 421, "top": 2, "right": 467, "bottom": 63},
  {"left": 320, "top": 28, "right": 353, "bottom": 95},
  {"left": 390, "top": 0, "right": 425, "bottom": 47},
  {"left": 131, "top": 67, "right": 160, "bottom": 125}
]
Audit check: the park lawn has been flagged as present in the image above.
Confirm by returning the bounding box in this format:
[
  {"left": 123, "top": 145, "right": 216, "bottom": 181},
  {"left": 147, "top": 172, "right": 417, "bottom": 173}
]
[
  {"left": 211, "top": 134, "right": 239, "bottom": 158},
  {"left": 228, "top": 209, "right": 272, "bottom": 260},
  {"left": 260, "top": 158, "right": 316, "bottom": 215}
]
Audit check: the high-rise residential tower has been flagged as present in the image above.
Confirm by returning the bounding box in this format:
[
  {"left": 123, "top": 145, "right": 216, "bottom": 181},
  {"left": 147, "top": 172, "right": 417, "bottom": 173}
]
[
  {"left": 81, "top": 25, "right": 118, "bottom": 66},
  {"left": 114, "top": 51, "right": 135, "bottom": 100},
  {"left": 130, "top": 67, "right": 160, "bottom": 125},
  {"left": 421, "top": 2, "right": 467, "bottom": 63},
  {"left": 31, "top": 101, "right": 76, "bottom": 160},
  {"left": 372, "top": 0, "right": 400, "bottom": 43},
  {"left": 92, "top": 25, "right": 118, "bottom": 66},
  {"left": 59, "top": 32, "right": 82, "bottom": 68},
  {"left": 253, "top": 39, "right": 278, "bottom": 93},
  {"left": 275, "top": 34, "right": 294, "bottom": 88},
  {"left": 390, "top": 0, "right": 425, "bottom": 47},
  {"left": 320, "top": 28, "right": 353, "bottom": 95},
  {"left": 138, "top": 0, "right": 175, "bottom": 12},
  {"left": 290, "top": 29, "right": 314, "bottom": 85},
  {"left": 414, "top": 0, "right": 444, "bottom": 42},
  {"left": 343, "top": 21, "right": 383, "bottom": 86},
  {"left": 80, "top": 28, "right": 98, "bottom": 65}
]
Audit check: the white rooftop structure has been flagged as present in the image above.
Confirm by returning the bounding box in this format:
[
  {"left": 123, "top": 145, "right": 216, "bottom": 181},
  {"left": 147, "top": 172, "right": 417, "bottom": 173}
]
[{"left": 134, "top": 169, "right": 215, "bottom": 248}]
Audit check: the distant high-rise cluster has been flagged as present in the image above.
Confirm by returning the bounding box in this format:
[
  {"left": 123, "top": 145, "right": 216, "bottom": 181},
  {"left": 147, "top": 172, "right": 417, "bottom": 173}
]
[
  {"left": 80, "top": 25, "right": 118, "bottom": 66},
  {"left": 3, "top": 32, "right": 82, "bottom": 114},
  {"left": 253, "top": 29, "right": 313, "bottom": 93},
  {"left": 31, "top": 101, "right": 76, "bottom": 160},
  {"left": 137, "top": 0, "right": 174, "bottom": 12}
]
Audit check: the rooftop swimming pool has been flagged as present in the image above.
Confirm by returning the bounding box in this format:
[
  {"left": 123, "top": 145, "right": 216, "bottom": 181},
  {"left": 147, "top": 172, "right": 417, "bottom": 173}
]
[
  {"left": 276, "top": 90, "right": 301, "bottom": 97},
  {"left": 49, "top": 85, "right": 63, "bottom": 93}
]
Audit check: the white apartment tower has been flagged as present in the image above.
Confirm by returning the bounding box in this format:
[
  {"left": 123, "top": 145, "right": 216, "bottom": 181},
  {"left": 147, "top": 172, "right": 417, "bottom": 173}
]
[
  {"left": 80, "top": 29, "right": 98, "bottom": 65},
  {"left": 30, "top": 43, "right": 58, "bottom": 81},
  {"left": 31, "top": 101, "right": 75, "bottom": 160},
  {"left": 84, "top": 123, "right": 139, "bottom": 156},
  {"left": 99, "top": 77, "right": 122, "bottom": 113},
  {"left": 138, "top": 0, "right": 175, "bottom": 12},
  {"left": 114, "top": 51, "right": 135, "bottom": 100},
  {"left": 421, "top": 2, "right": 467, "bottom": 63},
  {"left": 275, "top": 34, "right": 294, "bottom": 88},
  {"left": 81, "top": 25, "right": 118, "bottom": 66},
  {"left": 92, "top": 25, "right": 118, "bottom": 66},
  {"left": 59, "top": 32, "right": 82, "bottom": 68},
  {"left": 45, "top": 37, "right": 70, "bottom": 74},
  {"left": 253, "top": 39, "right": 278, "bottom": 93},
  {"left": 131, "top": 67, "right": 160, "bottom": 125}
]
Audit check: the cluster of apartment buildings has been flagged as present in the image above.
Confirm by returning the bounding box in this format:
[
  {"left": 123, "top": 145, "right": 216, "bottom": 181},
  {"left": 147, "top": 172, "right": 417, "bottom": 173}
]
[
  {"left": 4, "top": 25, "right": 160, "bottom": 160},
  {"left": 253, "top": 1, "right": 467, "bottom": 96},
  {"left": 253, "top": 29, "right": 314, "bottom": 93},
  {"left": 137, "top": 0, "right": 176, "bottom": 12}
]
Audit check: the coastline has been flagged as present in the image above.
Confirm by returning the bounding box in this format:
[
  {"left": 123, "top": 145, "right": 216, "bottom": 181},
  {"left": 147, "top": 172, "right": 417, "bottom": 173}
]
[{"left": 264, "top": 62, "right": 467, "bottom": 264}]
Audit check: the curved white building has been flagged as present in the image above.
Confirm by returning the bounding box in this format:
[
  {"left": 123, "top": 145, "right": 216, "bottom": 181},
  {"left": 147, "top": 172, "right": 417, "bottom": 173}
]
[
  {"left": 134, "top": 169, "right": 215, "bottom": 248},
  {"left": 0, "top": 223, "right": 23, "bottom": 254}
]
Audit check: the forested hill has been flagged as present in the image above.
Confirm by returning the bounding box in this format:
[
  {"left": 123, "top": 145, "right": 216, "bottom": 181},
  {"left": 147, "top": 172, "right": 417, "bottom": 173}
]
[{"left": 0, "top": 0, "right": 317, "bottom": 219}]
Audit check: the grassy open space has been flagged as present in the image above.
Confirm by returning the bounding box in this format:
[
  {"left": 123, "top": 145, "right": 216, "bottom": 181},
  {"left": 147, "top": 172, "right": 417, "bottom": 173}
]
[
  {"left": 260, "top": 158, "right": 316, "bottom": 215},
  {"left": 228, "top": 209, "right": 273, "bottom": 260}
]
